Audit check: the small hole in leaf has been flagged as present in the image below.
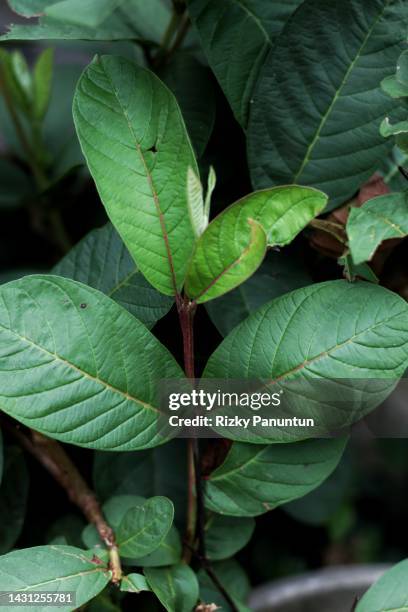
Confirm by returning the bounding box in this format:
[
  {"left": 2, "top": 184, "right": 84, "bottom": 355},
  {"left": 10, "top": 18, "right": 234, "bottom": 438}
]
[
  {"left": 147, "top": 144, "right": 158, "bottom": 153},
  {"left": 80, "top": 303, "right": 87, "bottom": 309}
]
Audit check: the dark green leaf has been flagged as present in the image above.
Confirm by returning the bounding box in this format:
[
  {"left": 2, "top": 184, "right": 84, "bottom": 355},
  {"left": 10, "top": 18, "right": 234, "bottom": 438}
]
[
  {"left": 0, "top": 275, "right": 183, "bottom": 450},
  {"left": 198, "top": 559, "right": 251, "bottom": 611},
  {"left": 158, "top": 53, "right": 216, "bottom": 158},
  {"left": 205, "top": 438, "right": 347, "bottom": 516},
  {"left": 73, "top": 56, "right": 198, "bottom": 296},
  {"left": 0, "top": 159, "right": 32, "bottom": 209},
  {"left": 0, "top": 446, "right": 29, "bottom": 554},
  {"left": 93, "top": 440, "right": 188, "bottom": 527},
  {"left": 144, "top": 564, "right": 199, "bottom": 612},
  {"left": 248, "top": 0, "right": 408, "bottom": 209},
  {"left": 53, "top": 223, "right": 173, "bottom": 329},
  {"left": 187, "top": 0, "right": 302, "bottom": 126},
  {"left": 205, "top": 514, "right": 255, "bottom": 560}
]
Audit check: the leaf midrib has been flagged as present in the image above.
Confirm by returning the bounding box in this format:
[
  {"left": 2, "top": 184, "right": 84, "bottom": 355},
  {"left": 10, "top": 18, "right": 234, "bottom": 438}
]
[
  {"left": 293, "top": 0, "right": 391, "bottom": 182},
  {"left": 100, "top": 61, "right": 178, "bottom": 295},
  {"left": 0, "top": 322, "right": 158, "bottom": 413}
]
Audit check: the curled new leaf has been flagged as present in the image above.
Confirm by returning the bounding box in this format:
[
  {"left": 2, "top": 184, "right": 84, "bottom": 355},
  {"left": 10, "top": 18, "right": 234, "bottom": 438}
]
[{"left": 185, "top": 186, "right": 326, "bottom": 303}]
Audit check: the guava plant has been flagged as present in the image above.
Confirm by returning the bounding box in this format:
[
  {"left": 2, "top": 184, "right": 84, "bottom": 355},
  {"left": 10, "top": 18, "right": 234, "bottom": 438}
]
[{"left": 0, "top": 1, "right": 408, "bottom": 611}]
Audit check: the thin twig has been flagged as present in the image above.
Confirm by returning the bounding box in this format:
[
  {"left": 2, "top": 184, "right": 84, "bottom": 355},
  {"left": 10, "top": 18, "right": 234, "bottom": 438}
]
[{"left": 3, "top": 421, "right": 122, "bottom": 583}]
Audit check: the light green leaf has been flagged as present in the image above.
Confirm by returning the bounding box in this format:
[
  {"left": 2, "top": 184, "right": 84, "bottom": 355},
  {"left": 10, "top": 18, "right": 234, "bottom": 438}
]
[
  {"left": 204, "top": 280, "right": 408, "bottom": 442},
  {"left": 120, "top": 573, "right": 151, "bottom": 593},
  {"left": 158, "top": 53, "right": 216, "bottom": 159},
  {"left": 206, "top": 249, "right": 311, "bottom": 337},
  {"left": 45, "top": 0, "right": 123, "bottom": 28},
  {"left": 205, "top": 514, "right": 255, "bottom": 561},
  {"left": 204, "top": 166, "right": 216, "bottom": 219},
  {"left": 0, "top": 275, "right": 183, "bottom": 450},
  {"left": 248, "top": 0, "right": 408, "bottom": 210},
  {"left": 0, "top": 546, "right": 110, "bottom": 610},
  {"left": 53, "top": 223, "right": 173, "bottom": 329},
  {"left": 73, "top": 55, "right": 198, "bottom": 296},
  {"left": 187, "top": 0, "right": 303, "bottom": 126},
  {"left": 356, "top": 559, "right": 408, "bottom": 611},
  {"left": 117, "top": 497, "right": 174, "bottom": 558},
  {"left": 205, "top": 438, "right": 347, "bottom": 516},
  {"left": 284, "top": 454, "right": 352, "bottom": 526},
  {"left": 185, "top": 185, "right": 325, "bottom": 303},
  {"left": 2, "top": 1, "right": 170, "bottom": 42},
  {"left": 0, "top": 446, "right": 29, "bottom": 554},
  {"left": 347, "top": 193, "right": 408, "bottom": 264},
  {"left": 145, "top": 564, "right": 199, "bottom": 612},
  {"left": 185, "top": 217, "right": 267, "bottom": 303},
  {"left": 186, "top": 166, "right": 207, "bottom": 237},
  {"left": 33, "top": 48, "right": 54, "bottom": 120}
]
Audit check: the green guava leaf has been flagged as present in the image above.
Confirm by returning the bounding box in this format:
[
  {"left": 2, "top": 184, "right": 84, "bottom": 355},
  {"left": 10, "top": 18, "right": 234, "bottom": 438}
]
[
  {"left": 0, "top": 446, "right": 29, "bottom": 554},
  {"left": 0, "top": 546, "right": 110, "bottom": 610},
  {"left": 2, "top": 1, "right": 170, "bottom": 42},
  {"left": 53, "top": 223, "right": 173, "bottom": 328},
  {"left": 120, "top": 573, "right": 151, "bottom": 593},
  {"left": 116, "top": 497, "right": 174, "bottom": 558},
  {"left": 0, "top": 275, "right": 183, "bottom": 450},
  {"left": 82, "top": 495, "right": 182, "bottom": 568},
  {"left": 44, "top": 0, "right": 123, "bottom": 28},
  {"left": 185, "top": 218, "right": 267, "bottom": 303},
  {"left": 205, "top": 514, "right": 255, "bottom": 561},
  {"left": 247, "top": 0, "right": 408, "bottom": 210},
  {"left": 187, "top": 0, "right": 302, "bottom": 126},
  {"left": 185, "top": 186, "right": 326, "bottom": 303},
  {"left": 356, "top": 559, "right": 408, "bottom": 611},
  {"left": 205, "top": 438, "right": 347, "bottom": 516},
  {"left": 204, "top": 280, "right": 408, "bottom": 442},
  {"left": 73, "top": 56, "right": 198, "bottom": 296},
  {"left": 347, "top": 193, "right": 408, "bottom": 264},
  {"left": 7, "top": 0, "right": 56, "bottom": 16},
  {"left": 205, "top": 250, "right": 311, "bottom": 337},
  {"left": 144, "top": 564, "right": 199, "bottom": 612}
]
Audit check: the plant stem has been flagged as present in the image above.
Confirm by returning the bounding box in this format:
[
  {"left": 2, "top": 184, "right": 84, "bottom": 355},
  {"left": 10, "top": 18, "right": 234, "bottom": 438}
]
[
  {"left": 176, "top": 295, "right": 239, "bottom": 611},
  {"left": 3, "top": 421, "right": 122, "bottom": 583}
]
